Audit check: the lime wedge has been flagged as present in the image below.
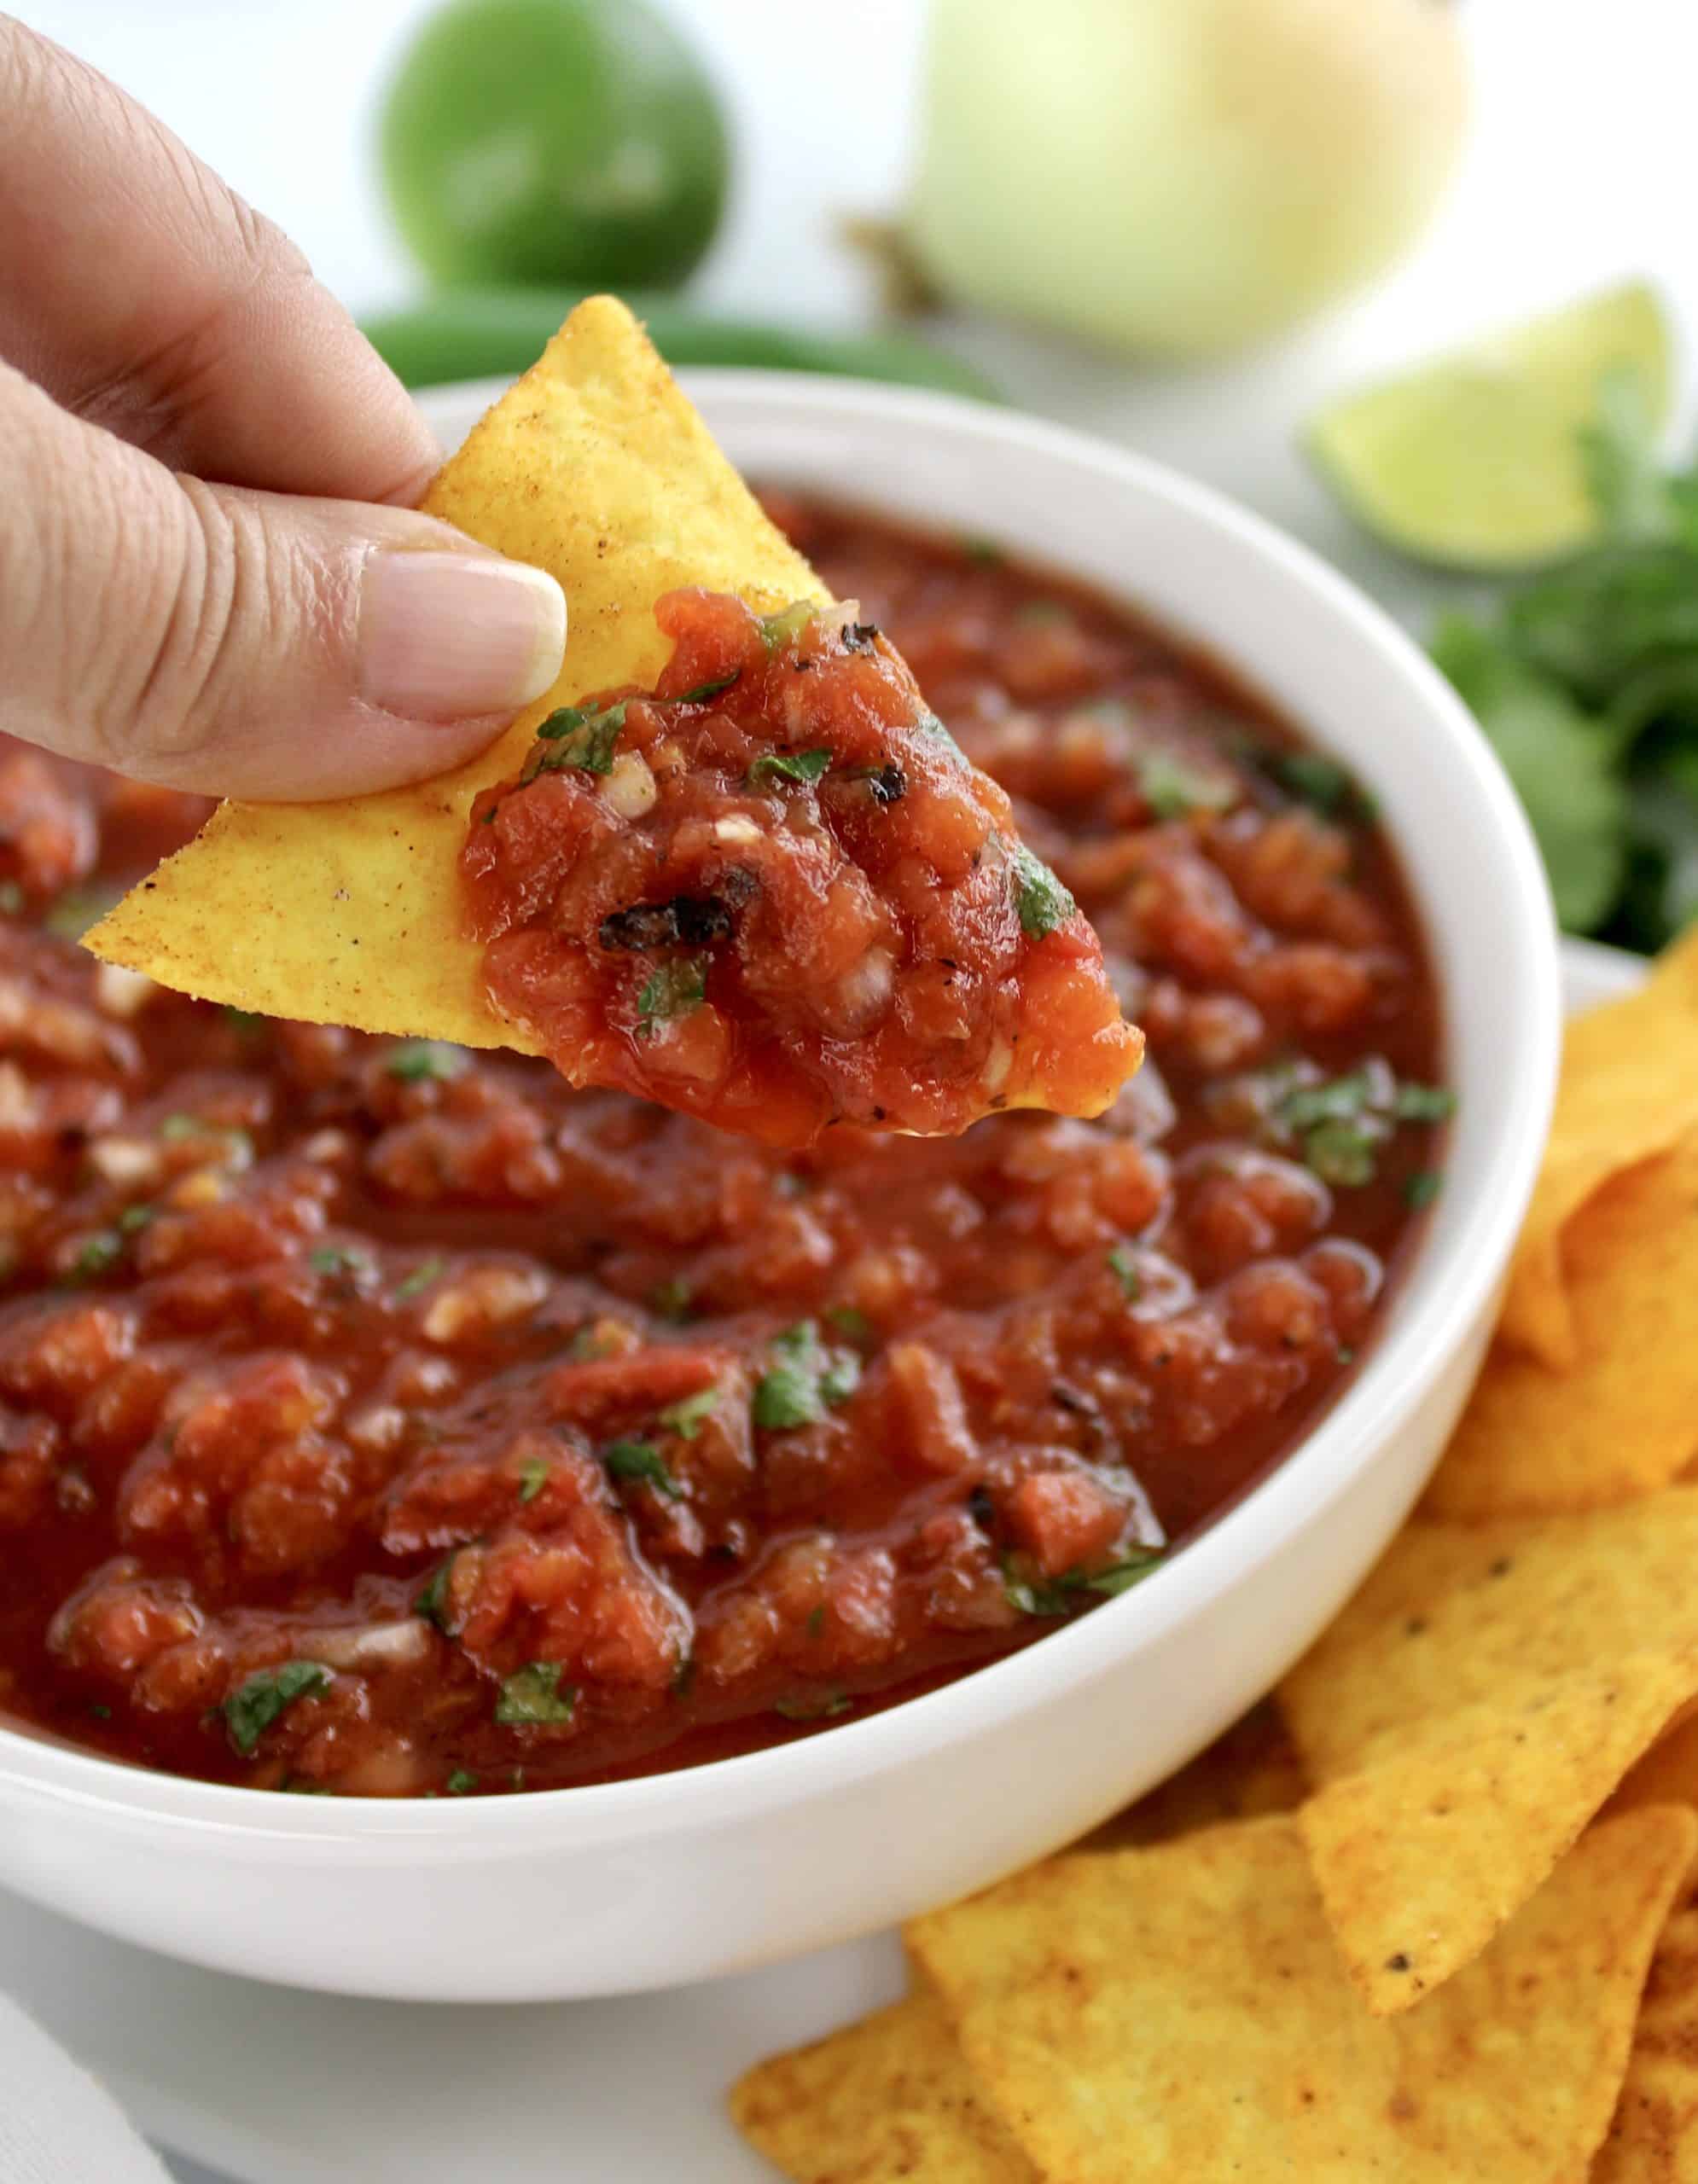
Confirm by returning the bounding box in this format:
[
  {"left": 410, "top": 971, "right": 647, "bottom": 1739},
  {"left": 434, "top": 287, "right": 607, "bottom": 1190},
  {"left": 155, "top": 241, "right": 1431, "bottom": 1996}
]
[{"left": 1306, "top": 282, "right": 1674, "bottom": 572}]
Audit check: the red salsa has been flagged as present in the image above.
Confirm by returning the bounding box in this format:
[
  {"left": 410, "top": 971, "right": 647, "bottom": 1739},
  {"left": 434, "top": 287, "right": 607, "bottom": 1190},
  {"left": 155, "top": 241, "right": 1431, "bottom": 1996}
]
[
  {"left": 0, "top": 501, "right": 1445, "bottom": 1798},
  {"left": 462, "top": 589, "right": 1143, "bottom": 1146}
]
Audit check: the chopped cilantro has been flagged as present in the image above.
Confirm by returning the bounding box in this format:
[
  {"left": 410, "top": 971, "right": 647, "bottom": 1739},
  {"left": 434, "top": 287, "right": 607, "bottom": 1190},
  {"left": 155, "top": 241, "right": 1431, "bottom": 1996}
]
[
  {"left": 1012, "top": 845, "right": 1075, "bottom": 939},
  {"left": 223, "top": 1661, "right": 332, "bottom": 1757},
  {"left": 158, "top": 1113, "right": 205, "bottom": 1141},
  {"left": 649, "top": 1276, "right": 694, "bottom": 1322},
  {"left": 0, "top": 881, "right": 23, "bottom": 917},
  {"left": 1107, "top": 1244, "right": 1142, "bottom": 1301},
  {"left": 414, "top": 1554, "right": 458, "bottom": 1633},
  {"left": 495, "top": 1662, "right": 576, "bottom": 1727},
  {"left": 118, "top": 1203, "right": 155, "bottom": 1236},
  {"left": 279, "top": 1774, "right": 333, "bottom": 1795},
  {"left": 918, "top": 710, "right": 973, "bottom": 772},
  {"left": 445, "top": 1769, "right": 480, "bottom": 1795},
  {"left": 1137, "top": 750, "right": 1236, "bottom": 821},
  {"left": 1014, "top": 601, "right": 1072, "bottom": 626},
  {"left": 675, "top": 672, "right": 741, "bottom": 705},
  {"left": 1302, "top": 1118, "right": 1379, "bottom": 1188},
  {"left": 826, "top": 1305, "right": 874, "bottom": 1341},
  {"left": 603, "top": 1439, "right": 681, "bottom": 1497},
  {"left": 962, "top": 536, "right": 1003, "bottom": 566},
  {"left": 158, "top": 1114, "right": 253, "bottom": 1166},
  {"left": 759, "top": 601, "right": 818, "bottom": 652},
  {"left": 394, "top": 1257, "right": 445, "bottom": 1303},
  {"left": 516, "top": 1456, "right": 550, "bottom": 1503},
  {"left": 672, "top": 1651, "right": 697, "bottom": 1700},
  {"left": 1392, "top": 1081, "right": 1457, "bottom": 1124},
  {"left": 1267, "top": 750, "right": 1369, "bottom": 819},
  {"left": 636, "top": 956, "right": 707, "bottom": 1031},
  {"left": 747, "top": 746, "right": 833, "bottom": 788},
  {"left": 521, "top": 699, "right": 627, "bottom": 780},
  {"left": 309, "top": 1246, "right": 368, "bottom": 1280},
  {"left": 88, "top": 1702, "right": 112, "bottom": 1721},
  {"left": 1085, "top": 1550, "right": 1165, "bottom": 1596},
  {"left": 753, "top": 1321, "right": 862, "bottom": 1431},
  {"left": 386, "top": 1041, "right": 467, "bottom": 1084},
  {"left": 69, "top": 1231, "right": 123, "bottom": 1281},
  {"left": 658, "top": 1385, "right": 719, "bottom": 1440},
  {"left": 1404, "top": 1168, "right": 1445, "bottom": 1209},
  {"left": 774, "top": 1690, "right": 854, "bottom": 1722},
  {"left": 1005, "top": 1548, "right": 1164, "bottom": 1617}
]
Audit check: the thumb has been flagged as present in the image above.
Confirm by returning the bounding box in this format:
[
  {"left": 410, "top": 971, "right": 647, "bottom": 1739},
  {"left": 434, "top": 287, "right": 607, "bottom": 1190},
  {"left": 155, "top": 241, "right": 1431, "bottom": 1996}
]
[{"left": 0, "top": 363, "right": 566, "bottom": 800}]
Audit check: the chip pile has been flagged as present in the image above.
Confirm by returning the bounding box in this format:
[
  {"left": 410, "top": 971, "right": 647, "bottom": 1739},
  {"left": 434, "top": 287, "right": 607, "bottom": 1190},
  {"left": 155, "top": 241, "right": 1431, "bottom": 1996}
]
[{"left": 730, "top": 926, "right": 1698, "bottom": 2181}]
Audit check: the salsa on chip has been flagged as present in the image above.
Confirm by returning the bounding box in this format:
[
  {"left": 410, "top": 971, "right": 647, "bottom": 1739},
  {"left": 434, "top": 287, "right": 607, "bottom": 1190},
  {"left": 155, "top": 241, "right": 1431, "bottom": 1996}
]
[{"left": 85, "top": 298, "right": 1140, "bottom": 1147}]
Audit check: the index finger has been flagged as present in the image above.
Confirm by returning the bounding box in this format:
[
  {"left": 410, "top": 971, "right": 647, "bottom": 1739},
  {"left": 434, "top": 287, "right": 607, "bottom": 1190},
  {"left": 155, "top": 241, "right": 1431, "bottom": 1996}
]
[{"left": 0, "top": 16, "right": 438, "bottom": 507}]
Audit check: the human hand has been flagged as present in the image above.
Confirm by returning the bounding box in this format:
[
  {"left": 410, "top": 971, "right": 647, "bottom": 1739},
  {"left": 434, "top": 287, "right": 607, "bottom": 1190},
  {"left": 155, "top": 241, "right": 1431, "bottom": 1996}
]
[{"left": 0, "top": 17, "right": 567, "bottom": 800}]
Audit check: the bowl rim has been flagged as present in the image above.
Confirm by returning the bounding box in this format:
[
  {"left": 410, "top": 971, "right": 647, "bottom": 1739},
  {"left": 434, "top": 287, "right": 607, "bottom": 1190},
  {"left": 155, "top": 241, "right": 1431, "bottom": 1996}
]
[{"left": 0, "top": 369, "right": 1561, "bottom": 1853}]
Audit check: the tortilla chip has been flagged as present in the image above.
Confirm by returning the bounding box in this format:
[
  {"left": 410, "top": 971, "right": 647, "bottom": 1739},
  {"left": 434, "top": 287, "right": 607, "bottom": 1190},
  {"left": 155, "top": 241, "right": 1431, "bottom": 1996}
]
[
  {"left": 84, "top": 297, "right": 822, "bottom": 1045},
  {"left": 1278, "top": 1493, "right": 1698, "bottom": 2013},
  {"left": 1424, "top": 1130, "right": 1698, "bottom": 1519},
  {"left": 907, "top": 1807, "right": 1695, "bottom": 2184},
  {"left": 1594, "top": 1895, "right": 1698, "bottom": 2183},
  {"left": 730, "top": 1984, "right": 1037, "bottom": 2184},
  {"left": 1608, "top": 1709, "right": 1698, "bottom": 1821},
  {"left": 1084, "top": 1700, "right": 1307, "bottom": 1852},
  {"left": 1500, "top": 924, "right": 1698, "bottom": 1371}
]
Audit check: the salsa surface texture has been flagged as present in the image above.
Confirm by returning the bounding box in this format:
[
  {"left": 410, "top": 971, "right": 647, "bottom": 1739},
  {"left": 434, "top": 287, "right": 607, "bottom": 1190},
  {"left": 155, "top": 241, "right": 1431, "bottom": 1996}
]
[{"left": 0, "top": 500, "right": 1445, "bottom": 1798}]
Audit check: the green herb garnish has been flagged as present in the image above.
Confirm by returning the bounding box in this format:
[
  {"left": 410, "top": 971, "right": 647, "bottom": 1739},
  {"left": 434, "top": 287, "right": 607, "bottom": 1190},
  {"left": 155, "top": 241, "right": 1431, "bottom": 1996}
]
[
  {"left": 1268, "top": 750, "right": 1369, "bottom": 820},
  {"left": 495, "top": 1662, "right": 575, "bottom": 1726},
  {"left": 1011, "top": 845, "right": 1075, "bottom": 939},
  {"left": 414, "top": 1554, "right": 458, "bottom": 1632},
  {"left": 759, "top": 601, "right": 817, "bottom": 652},
  {"left": 1004, "top": 1548, "right": 1164, "bottom": 1617},
  {"left": 1107, "top": 1244, "right": 1142, "bottom": 1301},
  {"left": 1268, "top": 1065, "right": 1453, "bottom": 1190},
  {"left": 962, "top": 536, "right": 1003, "bottom": 566},
  {"left": 223, "top": 1661, "right": 332, "bottom": 1757},
  {"left": 657, "top": 1385, "right": 719, "bottom": 1440},
  {"left": 0, "top": 881, "right": 24, "bottom": 917},
  {"left": 309, "top": 1246, "right": 368, "bottom": 1280},
  {"left": 603, "top": 1439, "right": 681, "bottom": 1497},
  {"left": 516, "top": 1456, "right": 550, "bottom": 1503},
  {"left": 774, "top": 1690, "right": 854, "bottom": 1722},
  {"left": 1300, "top": 1118, "right": 1379, "bottom": 1188},
  {"left": 1404, "top": 1168, "right": 1445, "bottom": 1209},
  {"left": 747, "top": 746, "right": 833, "bottom": 788},
  {"left": 753, "top": 1321, "right": 861, "bottom": 1431},
  {"left": 69, "top": 1232, "right": 123, "bottom": 1281},
  {"left": 649, "top": 1276, "right": 694, "bottom": 1322},
  {"left": 1137, "top": 751, "right": 1236, "bottom": 821},
  {"left": 118, "top": 1203, "right": 155, "bottom": 1236},
  {"left": 445, "top": 1769, "right": 479, "bottom": 1795},
  {"left": 386, "top": 1041, "right": 468, "bottom": 1084},
  {"left": 394, "top": 1257, "right": 445, "bottom": 1303},
  {"left": 636, "top": 956, "right": 707, "bottom": 1031},
  {"left": 522, "top": 699, "right": 627, "bottom": 780},
  {"left": 676, "top": 672, "right": 741, "bottom": 705},
  {"left": 826, "top": 1305, "right": 873, "bottom": 1341}
]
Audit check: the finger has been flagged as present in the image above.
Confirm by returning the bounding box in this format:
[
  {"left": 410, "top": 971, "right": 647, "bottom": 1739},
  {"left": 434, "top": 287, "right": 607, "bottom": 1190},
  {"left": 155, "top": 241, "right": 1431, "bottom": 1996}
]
[
  {"left": 0, "top": 365, "right": 566, "bottom": 801},
  {"left": 0, "top": 16, "right": 437, "bottom": 506}
]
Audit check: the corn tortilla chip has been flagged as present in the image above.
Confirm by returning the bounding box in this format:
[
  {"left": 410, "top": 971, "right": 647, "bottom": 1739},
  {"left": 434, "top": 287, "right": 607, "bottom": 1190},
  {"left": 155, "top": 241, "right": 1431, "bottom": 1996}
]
[
  {"left": 908, "top": 1806, "right": 1695, "bottom": 2184},
  {"left": 1593, "top": 1895, "right": 1698, "bottom": 2183},
  {"left": 1608, "top": 1709, "right": 1698, "bottom": 1821},
  {"left": 1424, "top": 1130, "right": 1698, "bottom": 1519},
  {"left": 730, "top": 1984, "right": 1037, "bottom": 2184},
  {"left": 1084, "top": 1699, "right": 1306, "bottom": 1852},
  {"left": 1279, "top": 1492, "right": 1698, "bottom": 2013},
  {"left": 84, "top": 297, "right": 822, "bottom": 1045},
  {"left": 1500, "top": 924, "right": 1698, "bottom": 1370}
]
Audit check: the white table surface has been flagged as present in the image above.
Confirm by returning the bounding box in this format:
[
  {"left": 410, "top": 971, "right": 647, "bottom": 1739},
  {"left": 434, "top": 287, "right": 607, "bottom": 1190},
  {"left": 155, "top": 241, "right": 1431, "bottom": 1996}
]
[{"left": 2, "top": 4, "right": 1691, "bottom": 2175}]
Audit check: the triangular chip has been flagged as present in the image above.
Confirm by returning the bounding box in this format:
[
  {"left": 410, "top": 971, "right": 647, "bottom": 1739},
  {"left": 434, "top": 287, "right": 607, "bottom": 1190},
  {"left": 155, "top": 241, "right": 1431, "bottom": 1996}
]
[
  {"left": 87, "top": 297, "right": 1139, "bottom": 1144},
  {"left": 1279, "top": 1493, "right": 1698, "bottom": 2012},
  {"left": 1499, "top": 924, "right": 1698, "bottom": 1369},
  {"left": 907, "top": 1807, "right": 1695, "bottom": 2184},
  {"left": 1609, "top": 1709, "right": 1698, "bottom": 1821},
  {"left": 84, "top": 298, "right": 822, "bottom": 1052},
  {"left": 1594, "top": 1894, "right": 1698, "bottom": 2183},
  {"left": 1424, "top": 1130, "right": 1698, "bottom": 1519},
  {"left": 730, "top": 1984, "right": 1037, "bottom": 2184}
]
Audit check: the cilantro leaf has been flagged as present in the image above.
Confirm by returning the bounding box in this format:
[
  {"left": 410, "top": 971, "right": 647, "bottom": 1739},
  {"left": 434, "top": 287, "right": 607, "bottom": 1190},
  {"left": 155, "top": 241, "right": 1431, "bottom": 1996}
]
[
  {"left": 1137, "top": 750, "right": 1236, "bottom": 821},
  {"left": 676, "top": 673, "right": 741, "bottom": 705},
  {"left": 1011, "top": 845, "right": 1075, "bottom": 939},
  {"left": 1431, "top": 613, "right": 1626, "bottom": 931},
  {"left": 1107, "top": 1244, "right": 1142, "bottom": 1301},
  {"left": 445, "top": 1769, "right": 479, "bottom": 1794},
  {"left": 657, "top": 1385, "right": 719, "bottom": 1440},
  {"left": 522, "top": 700, "right": 627, "bottom": 780},
  {"left": 747, "top": 746, "right": 832, "bottom": 788},
  {"left": 394, "top": 1256, "right": 445, "bottom": 1303},
  {"left": 494, "top": 1662, "right": 576, "bottom": 1727},
  {"left": 603, "top": 1439, "right": 681, "bottom": 1497},
  {"left": 774, "top": 1690, "right": 854, "bottom": 1722},
  {"left": 516, "top": 1456, "right": 549, "bottom": 1503},
  {"left": 387, "top": 1041, "right": 468, "bottom": 1084},
  {"left": 759, "top": 602, "right": 817, "bottom": 652},
  {"left": 1404, "top": 1169, "right": 1444, "bottom": 1209},
  {"left": 753, "top": 1321, "right": 861, "bottom": 1431},
  {"left": 1579, "top": 365, "right": 1673, "bottom": 544},
  {"left": 414, "top": 1554, "right": 459, "bottom": 1633},
  {"left": 223, "top": 1661, "right": 333, "bottom": 1757}
]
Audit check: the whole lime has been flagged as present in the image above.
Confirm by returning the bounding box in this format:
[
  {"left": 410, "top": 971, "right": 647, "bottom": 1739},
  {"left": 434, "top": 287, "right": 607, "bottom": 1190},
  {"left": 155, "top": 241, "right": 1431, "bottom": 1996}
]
[{"left": 379, "top": 0, "right": 730, "bottom": 291}]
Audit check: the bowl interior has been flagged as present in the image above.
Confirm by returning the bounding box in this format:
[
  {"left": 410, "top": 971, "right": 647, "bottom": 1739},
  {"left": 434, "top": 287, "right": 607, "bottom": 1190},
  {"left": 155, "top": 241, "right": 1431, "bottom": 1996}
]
[{"left": 0, "top": 374, "right": 1561, "bottom": 1843}]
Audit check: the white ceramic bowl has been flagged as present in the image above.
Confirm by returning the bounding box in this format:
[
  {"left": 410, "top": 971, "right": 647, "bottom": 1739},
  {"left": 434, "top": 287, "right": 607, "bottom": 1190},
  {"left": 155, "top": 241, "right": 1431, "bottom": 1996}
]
[{"left": 0, "top": 375, "right": 1561, "bottom": 2001}]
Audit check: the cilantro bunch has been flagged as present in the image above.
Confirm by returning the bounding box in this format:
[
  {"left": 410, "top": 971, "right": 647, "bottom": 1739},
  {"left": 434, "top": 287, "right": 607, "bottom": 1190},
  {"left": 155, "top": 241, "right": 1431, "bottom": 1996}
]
[{"left": 1432, "top": 371, "right": 1698, "bottom": 947}]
